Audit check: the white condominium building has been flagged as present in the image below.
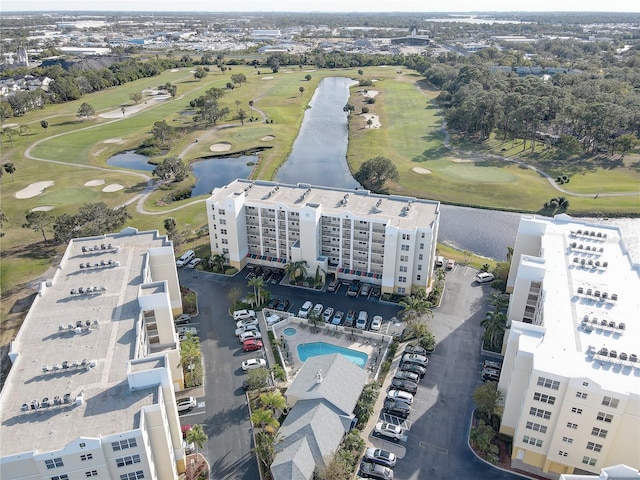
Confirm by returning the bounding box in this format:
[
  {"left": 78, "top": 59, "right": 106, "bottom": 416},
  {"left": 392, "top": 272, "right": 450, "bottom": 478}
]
[
  {"left": 0, "top": 228, "right": 193, "bottom": 480},
  {"left": 206, "top": 180, "right": 441, "bottom": 295},
  {"left": 498, "top": 214, "right": 639, "bottom": 478}
]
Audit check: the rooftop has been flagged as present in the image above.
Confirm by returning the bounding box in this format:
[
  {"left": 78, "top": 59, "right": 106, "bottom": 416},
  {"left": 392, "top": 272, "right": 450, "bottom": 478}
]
[
  {"left": 0, "top": 229, "right": 172, "bottom": 456},
  {"left": 208, "top": 179, "right": 440, "bottom": 231},
  {"left": 516, "top": 215, "right": 640, "bottom": 395}
]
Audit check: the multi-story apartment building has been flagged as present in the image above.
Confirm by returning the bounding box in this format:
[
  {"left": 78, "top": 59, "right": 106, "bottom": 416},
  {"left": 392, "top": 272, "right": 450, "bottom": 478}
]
[
  {"left": 0, "top": 228, "right": 193, "bottom": 480},
  {"left": 206, "top": 180, "right": 440, "bottom": 295},
  {"left": 498, "top": 214, "right": 640, "bottom": 478}
]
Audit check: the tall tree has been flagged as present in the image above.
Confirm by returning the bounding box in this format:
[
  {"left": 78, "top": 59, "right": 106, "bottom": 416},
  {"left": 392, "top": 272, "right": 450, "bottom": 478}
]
[
  {"left": 185, "top": 424, "right": 207, "bottom": 455},
  {"left": 354, "top": 156, "right": 399, "bottom": 193},
  {"left": 23, "top": 211, "right": 54, "bottom": 244},
  {"left": 129, "top": 91, "right": 142, "bottom": 104},
  {"left": 299, "top": 86, "right": 305, "bottom": 96},
  {"left": 152, "top": 156, "right": 188, "bottom": 182},
  {"left": 399, "top": 292, "right": 433, "bottom": 325},
  {"left": 40, "top": 119, "right": 49, "bottom": 131},
  {"left": 481, "top": 310, "right": 507, "bottom": 350},
  {"left": 3, "top": 162, "right": 16, "bottom": 180},
  {"left": 77, "top": 102, "right": 95, "bottom": 120},
  {"left": 248, "top": 276, "right": 266, "bottom": 306}
]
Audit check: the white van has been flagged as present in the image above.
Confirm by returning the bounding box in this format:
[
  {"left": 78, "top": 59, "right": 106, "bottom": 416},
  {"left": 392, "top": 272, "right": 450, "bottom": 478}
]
[
  {"left": 176, "top": 250, "right": 195, "bottom": 268},
  {"left": 356, "top": 310, "right": 368, "bottom": 329},
  {"left": 298, "top": 301, "right": 313, "bottom": 318},
  {"left": 435, "top": 256, "right": 444, "bottom": 267}
]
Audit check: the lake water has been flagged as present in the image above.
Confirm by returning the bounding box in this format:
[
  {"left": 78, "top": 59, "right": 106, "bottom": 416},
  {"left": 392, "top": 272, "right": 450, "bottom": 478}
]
[
  {"left": 107, "top": 151, "right": 155, "bottom": 172},
  {"left": 191, "top": 156, "right": 254, "bottom": 197}
]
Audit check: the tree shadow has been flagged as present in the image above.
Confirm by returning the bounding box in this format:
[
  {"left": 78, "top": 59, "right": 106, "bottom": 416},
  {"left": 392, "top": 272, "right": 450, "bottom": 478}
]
[
  {"left": 412, "top": 146, "right": 449, "bottom": 162},
  {"left": 628, "top": 160, "right": 640, "bottom": 172},
  {"left": 123, "top": 182, "right": 149, "bottom": 194}
]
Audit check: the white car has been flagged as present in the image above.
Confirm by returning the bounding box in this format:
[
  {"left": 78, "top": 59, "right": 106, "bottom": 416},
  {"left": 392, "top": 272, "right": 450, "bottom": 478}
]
[
  {"left": 176, "top": 326, "right": 197, "bottom": 335},
  {"left": 370, "top": 315, "right": 383, "bottom": 331},
  {"left": 266, "top": 314, "right": 283, "bottom": 326},
  {"left": 322, "top": 307, "right": 334, "bottom": 323},
  {"left": 236, "top": 317, "right": 259, "bottom": 329},
  {"left": 475, "top": 272, "right": 495, "bottom": 283},
  {"left": 239, "top": 331, "right": 263, "bottom": 343},
  {"left": 176, "top": 396, "right": 197, "bottom": 412},
  {"left": 183, "top": 439, "right": 195, "bottom": 454},
  {"left": 298, "top": 301, "right": 313, "bottom": 318},
  {"left": 312, "top": 303, "right": 324, "bottom": 316},
  {"left": 374, "top": 421, "right": 404, "bottom": 442},
  {"left": 233, "top": 309, "right": 256, "bottom": 320},
  {"left": 242, "top": 358, "right": 267, "bottom": 371},
  {"left": 235, "top": 324, "right": 259, "bottom": 337},
  {"left": 387, "top": 389, "right": 414, "bottom": 405},
  {"left": 187, "top": 258, "right": 202, "bottom": 269}
]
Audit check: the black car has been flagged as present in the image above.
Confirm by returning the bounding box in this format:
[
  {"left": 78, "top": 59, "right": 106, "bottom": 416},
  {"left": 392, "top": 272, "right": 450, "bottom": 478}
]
[
  {"left": 276, "top": 299, "right": 290, "bottom": 311},
  {"left": 400, "top": 362, "right": 426, "bottom": 378},
  {"left": 404, "top": 344, "right": 427, "bottom": 356},
  {"left": 174, "top": 314, "right": 191, "bottom": 326},
  {"left": 390, "top": 378, "right": 418, "bottom": 395},
  {"left": 393, "top": 370, "right": 420, "bottom": 383},
  {"left": 383, "top": 399, "right": 411, "bottom": 419},
  {"left": 266, "top": 298, "right": 279, "bottom": 309}
]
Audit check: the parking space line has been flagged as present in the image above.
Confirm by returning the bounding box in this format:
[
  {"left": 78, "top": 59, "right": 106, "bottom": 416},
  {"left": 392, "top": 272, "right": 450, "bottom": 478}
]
[{"left": 419, "top": 442, "right": 448, "bottom": 455}]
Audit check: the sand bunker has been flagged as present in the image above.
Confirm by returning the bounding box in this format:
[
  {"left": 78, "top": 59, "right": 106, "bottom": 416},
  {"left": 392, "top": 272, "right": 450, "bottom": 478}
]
[
  {"left": 103, "top": 138, "right": 122, "bottom": 144},
  {"left": 84, "top": 179, "right": 106, "bottom": 187},
  {"left": 3, "top": 123, "right": 18, "bottom": 128},
  {"left": 261, "top": 135, "right": 275, "bottom": 141},
  {"left": 412, "top": 167, "right": 432, "bottom": 174},
  {"left": 363, "top": 90, "right": 379, "bottom": 98},
  {"left": 363, "top": 113, "right": 381, "bottom": 129},
  {"left": 261, "top": 76, "right": 274, "bottom": 80},
  {"left": 103, "top": 184, "right": 124, "bottom": 192},
  {"left": 16, "top": 181, "right": 54, "bottom": 199},
  {"left": 31, "top": 206, "right": 55, "bottom": 211},
  {"left": 210, "top": 142, "right": 232, "bottom": 152},
  {"left": 170, "top": 68, "right": 179, "bottom": 72}
]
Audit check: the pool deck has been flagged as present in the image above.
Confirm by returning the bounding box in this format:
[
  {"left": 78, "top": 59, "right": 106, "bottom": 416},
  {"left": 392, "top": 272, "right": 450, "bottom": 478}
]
[{"left": 272, "top": 318, "right": 389, "bottom": 381}]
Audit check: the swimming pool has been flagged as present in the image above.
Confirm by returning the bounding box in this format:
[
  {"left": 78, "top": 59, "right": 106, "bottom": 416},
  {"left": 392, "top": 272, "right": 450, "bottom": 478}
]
[
  {"left": 283, "top": 327, "right": 297, "bottom": 336},
  {"left": 297, "top": 342, "right": 368, "bottom": 368}
]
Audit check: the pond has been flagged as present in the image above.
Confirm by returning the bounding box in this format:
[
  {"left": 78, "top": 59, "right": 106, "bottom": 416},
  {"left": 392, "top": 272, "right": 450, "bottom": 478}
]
[
  {"left": 107, "top": 151, "right": 155, "bottom": 172},
  {"left": 190, "top": 156, "right": 254, "bottom": 197}
]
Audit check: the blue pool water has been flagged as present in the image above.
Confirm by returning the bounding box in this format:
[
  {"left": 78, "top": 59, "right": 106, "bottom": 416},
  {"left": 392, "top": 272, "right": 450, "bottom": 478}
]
[
  {"left": 297, "top": 342, "right": 368, "bottom": 368},
  {"left": 283, "top": 327, "right": 297, "bottom": 336}
]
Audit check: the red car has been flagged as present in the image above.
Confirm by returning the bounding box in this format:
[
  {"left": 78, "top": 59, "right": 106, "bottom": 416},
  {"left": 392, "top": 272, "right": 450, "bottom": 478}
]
[
  {"left": 181, "top": 424, "right": 192, "bottom": 438},
  {"left": 243, "top": 339, "right": 263, "bottom": 352}
]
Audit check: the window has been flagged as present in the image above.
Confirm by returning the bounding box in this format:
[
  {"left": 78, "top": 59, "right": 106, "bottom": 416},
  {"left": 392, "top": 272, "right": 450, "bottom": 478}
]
[
  {"left": 401, "top": 244, "right": 410, "bottom": 251},
  {"left": 116, "top": 454, "right": 141, "bottom": 467},
  {"left": 80, "top": 454, "right": 93, "bottom": 461},
  {"left": 522, "top": 435, "right": 543, "bottom": 447},
  {"left": 533, "top": 392, "right": 556, "bottom": 405},
  {"left": 220, "top": 229, "right": 227, "bottom": 235},
  {"left": 576, "top": 392, "right": 588, "bottom": 399},
  {"left": 417, "top": 275, "right": 421, "bottom": 281},
  {"left": 537, "top": 377, "right": 560, "bottom": 390},
  {"left": 582, "top": 382, "right": 589, "bottom": 387},
  {"left": 45, "top": 458, "right": 64, "bottom": 469},
  {"left": 567, "top": 422, "right": 578, "bottom": 429},
  {"left": 571, "top": 407, "right": 583, "bottom": 414},
  {"left": 219, "top": 219, "right": 226, "bottom": 225},
  {"left": 596, "top": 412, "right": 613, "bottom": 423},
  {"left": 398, "top": 287, "right": 406, "bottom": 294},
  {"left": 399, "top": 266, "right": 407, "bottom": 273},
  {"left": 86, "top": 471, "right": 98, "bottom": 477},
  {"left": 562, "top": 437, "right": 573, "bottom": 443},
  {"left": 418, "top": 254, "right": 423, "bottom": 260},
  {"left": 558, "top": 451, "right": 568, "bottom": 457},
  {"left": 420, "top": 243, "right": 424, "bottom": 250},
  {"left": 398, "top": 276, "right": 407, "bottom": 283},
  {"left": 120, "top": 472, "right": 145, "bottom": 480},
  {"left": 221, "top": 239, "right": 228, "bottom": 245},
  {"left": 586, "top": 442, "right": 602, "bottom": 452},
  {"left": 400, "top": 255, "right": 408, "bottom": 262},
  {"left": 112, "top": 438, "right": 137, "bottom": 451},
  {"left": 417, "top": 264, "right": 422, "bottom": 270},
  {"left": 602, "top": 396, "right": 619, "bottom": 408},
  {"left": 529, "top": 407, "right": 551, "bottom": 420},
  {"left": 79, "top": 443, "right": 86, "bottom": 448},
  {"left": 222, "top": 248, "right": 229, "bottom": 254},
  {"left": 591, "top": 427, "right": 608, "bottom": 438},
  {"left": 582, "top": 456, "right": 597, "bottom": 466},
  {"left": 525, "top": 421, "right": 547, "bottom": 433},
  {"left": 402, "top": 234, "right": 411, "bottom": 240},
  {"left": 217, "top": 209, "right": 225, "bottom": 215},
  {"left": 51, "top": 476, "right": 69, "bottom": 480}
]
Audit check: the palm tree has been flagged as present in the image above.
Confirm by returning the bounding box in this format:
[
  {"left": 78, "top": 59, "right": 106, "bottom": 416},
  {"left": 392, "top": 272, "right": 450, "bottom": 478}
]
[
  {"left": 186, "top": 424, "right": 208, "bottom": 454},
  {"left": 399, "top": 293, "right": 433, "bottom": 325},
  {"left": 487, "top": 292, "right": 510, "bottom": 313},
  {"left": 209, "top": 254, "right": 225, "bottom": 273},
  {"left": 251, "top": 408, "right": 280, "bottom": 433},
  {"left": 248, "top": 276, "right": 266, "bottom": 306},
  {"left": 481, "top": 311, "right": 507, "bottom": 350},
  {"left": 260, "top": 391, "right": 286, "bottom": 413},
  {"left": 3, "top": 162, "right": 16, "bottom": 180},
  {"left": 284, "top": 260, "right": 308, "bottom": 282},
  {"left": 254, "top": 432, "right": 283, "bottom": 468},
  {"left": 248, "top": 100, "right": 254, "bottom": 118}
]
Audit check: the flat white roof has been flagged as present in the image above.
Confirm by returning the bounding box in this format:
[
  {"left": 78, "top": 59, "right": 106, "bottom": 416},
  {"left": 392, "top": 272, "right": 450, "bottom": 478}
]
[
  {"left": 208, "top": 179, "right": 440, "bottom": 230},
  {"left": 517, "top": 216, "right": 640, "bottom": 395},
  {"left": 0, "top": 230, "right": 170, "bottom": 456}
]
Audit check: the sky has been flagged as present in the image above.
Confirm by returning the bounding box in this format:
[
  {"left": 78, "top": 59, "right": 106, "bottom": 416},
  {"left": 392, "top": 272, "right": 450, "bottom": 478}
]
[{"left": 1, "top": 0, "right": 639, "bottom": 12}]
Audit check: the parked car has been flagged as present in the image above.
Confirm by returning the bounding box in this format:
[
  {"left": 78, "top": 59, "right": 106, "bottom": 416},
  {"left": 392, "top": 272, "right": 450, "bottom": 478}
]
[
  {"left": 483, "top": 360, "right": 503, "bottom": 371},
  {"left": 347, "top": 279, "right": 361, "bottom": 297},
  {"left": 373, "top": 422, "right": 404, "bottom": 442},
  {"left": 174, "top": 314, "right": 191, "bottom": 326},
  {"left": 393, "top": 370, "right": 420, "bottom": 383},
  {"left": 390, "top": 378, "right": 418, "bottom": 394},
  {"left": 176, "top": 326, "right": 197, "bottom": 335},
  {"left": 298, "top": 301, "right": 313, "bottom": 318},
  {"left": 360, "top": 283, "right": 371, "bottom": 297},
  {"left": 233, "top": 309, "right": 256, "bottom": 320},
  {"left": 402, "top": 353, "right": 428, "bottom": 367},
  {"left": 176, "top": 250, "right": 195, "bottom": 268},
  {"left": 236, "top": 317, "right": 259, "bottom": 329},
  {"left": 183, "top": 439, "right": 195, "bottom": 454},
  {"left": 275, "top": 299, "right": 290, "bottom": 311},
  {"left": 475, "top": 272, "right": 495, "bottom": 283},
  {"left": 239, "top": 331, "right": 263, "bottom": 343},
  {"left": 265, "top": 314, "right": 283, "bottom": 326},
  {"left": 370, "top": 315, "right": 382, "bottom": 331},
  {"left": 242, "top": 339, "right": 263, "bottom": 352},
  {"left": 242, "top": 358, "right": 267, "bottom": 371},
  {"left": 387, "top": 389, "right": 414, "bottom": 405},
  {"left": 356, "top": 310, "right": 368, "bottom": 329},
  {"left": 322, "top": 307, "right": 334, "bottom": 323},
  {"left": 266, "top": 298, "right": 279, "bottom": 309},
  {"left": 181, "top": 424, "right": 192, "bottom": 438},
  {"left": 312, "top": 303, "right": 324, "bottom": 316},
  {"left": 383, "top": 399, "right": 411, "bottom": 419},
  {"left": 400, "top": 363, "right": 426, "bottom": 378},
  {"left": 187, "top": 257, "right": 201, "bottom": 269},
  {"left": 435, "top": 255, "right": 445, "bottom": 267},
  {"left": 344, "top": 310, "right": 356, "bottom": 327},
  {"left": 327, "top": 279, "right": 339, "bottom": 292},
  {"left": 482, "top": 368, "right": 501, "bottom": 382},
  {"left": 332, "top": 311, "right": 344, "bottom": 325},
  {"left": 446, "top": 259, "right": 455, "bottom": 270},
  {"left": 404, "top": 344, "right": 427, "bottom": 356},
  {"left": 364, "top": 447, "right": 397, "bottom": 468},
  {"left": 235, "top": 324, "right": 259, "bottom": 337},
  {"left": 176, "top": 397, "right": 197, "bottom": 412},
  {"left": 360, "top": 461, "right": 394, "bottom": 480}
]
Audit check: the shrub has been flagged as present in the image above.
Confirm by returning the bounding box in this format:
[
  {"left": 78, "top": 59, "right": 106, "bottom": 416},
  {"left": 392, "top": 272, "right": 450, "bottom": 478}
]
[{"left": 361, "top": 106, "right": 369, "bottom": 114}]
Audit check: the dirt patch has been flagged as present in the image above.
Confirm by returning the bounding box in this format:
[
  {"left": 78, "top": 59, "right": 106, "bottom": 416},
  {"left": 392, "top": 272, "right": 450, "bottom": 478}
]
[
  {"left": 449, "top": 157, "right": 485, "bottom": 163},
  {"left": 31, "top": 206, "right": 55, "bottom": 211},
  {"left": 260, "top": 135, "right": 275, "bottom": 141},
  {"left": 261, "top": 76, "right": 274, "bottom": 80},
  {"left": 210, "top": 142, "right": 232, "bottom": 152},
  {"left": 84, "top": 179, "right": 106, "bottom": 187},
  {"left": 363, "top": 113, "right": 381, "bottom": 129},
  {"left": 363, "top": 90, "right": 379, "bottom": 98},
  {"left": 412, "top": 167, "right": 432, "bottom": 174},
  {"left": 103, "top": 138, "right": 123, "bottom": 144},
  {"left": 103, "top": 184, "right": 124, "bottom": 192},
  {"left": 171, "top": 68, "right": 179, "bottom": 72},
  {"left": 15, "top": 181, "right": 54, "bottom": 199}
]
